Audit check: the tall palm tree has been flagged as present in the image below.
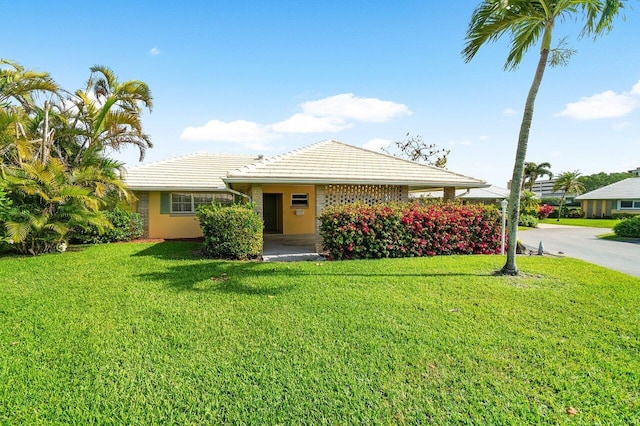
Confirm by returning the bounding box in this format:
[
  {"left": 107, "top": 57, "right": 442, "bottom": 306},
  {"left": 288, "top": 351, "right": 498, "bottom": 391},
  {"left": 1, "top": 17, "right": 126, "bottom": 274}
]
[
  {"left": 523, "top": 161, "right": 553, "bottom": 191},
  {"left": 463, "top": 0, "right": 624, "bottom": 275},
  {"left": 553, "top": 170, "right": 585, "bottom": 221}
]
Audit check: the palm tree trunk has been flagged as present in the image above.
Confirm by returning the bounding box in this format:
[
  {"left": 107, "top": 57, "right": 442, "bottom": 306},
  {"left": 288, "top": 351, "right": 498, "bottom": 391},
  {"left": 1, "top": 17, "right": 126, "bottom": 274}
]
[{"left": 501, "top": 47, "right": 551, "bottom": 275}]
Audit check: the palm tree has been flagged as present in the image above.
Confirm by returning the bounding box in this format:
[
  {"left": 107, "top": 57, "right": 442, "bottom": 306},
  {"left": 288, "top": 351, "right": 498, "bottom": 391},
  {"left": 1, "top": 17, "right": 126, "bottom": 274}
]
[
  {"left": 523, "top": 161, "right": 553, "bottom": 191},
  {"left": 553, "top": 170, "right": 585, "bottom": 221},
  {"left": 463, "top": 0, "right": 623, "bottom": 275},
  {"left": 1, "top": 60, "right": 59, "bottom": 166},
  {"left": 70, "top": 65, "right": 153, "bottom": 164}
]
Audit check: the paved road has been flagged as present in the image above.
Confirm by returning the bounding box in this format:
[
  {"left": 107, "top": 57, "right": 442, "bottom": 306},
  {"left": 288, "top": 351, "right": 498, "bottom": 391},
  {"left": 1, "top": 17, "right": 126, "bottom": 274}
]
[{"left": 517, "top": 224, "right": 640, "bottom": 277}]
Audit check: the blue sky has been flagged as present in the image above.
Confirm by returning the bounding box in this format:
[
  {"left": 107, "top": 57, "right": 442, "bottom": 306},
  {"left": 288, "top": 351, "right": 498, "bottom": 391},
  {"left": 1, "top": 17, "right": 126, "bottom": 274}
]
[{"left": 4, "top": 1, "right": 640, "bottom": 186}]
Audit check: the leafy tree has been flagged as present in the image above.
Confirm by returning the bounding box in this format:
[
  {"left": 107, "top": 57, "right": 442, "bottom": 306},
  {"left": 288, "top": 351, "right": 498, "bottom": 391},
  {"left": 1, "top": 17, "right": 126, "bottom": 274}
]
[
  {"left": 382, "top": 133, "right": 450, "bottom": 168},
  {"left": 463, "top": 0, "right": 624, "bottom": 275},
  {"left": 523, "top": 161, "right": 553, "bottom": 191},
  {"left": 553, "top": 170, "right": 585, "bottom": 221},
  {"left": 578, "top": 171, "right": 633, "bottom": 193}
]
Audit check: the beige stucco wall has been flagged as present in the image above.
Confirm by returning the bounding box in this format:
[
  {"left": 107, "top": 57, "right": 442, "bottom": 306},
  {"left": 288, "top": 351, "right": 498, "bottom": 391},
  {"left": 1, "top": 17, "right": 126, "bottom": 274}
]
[{"left": 146, "top": 191, "right": 203, "bottom": 239}]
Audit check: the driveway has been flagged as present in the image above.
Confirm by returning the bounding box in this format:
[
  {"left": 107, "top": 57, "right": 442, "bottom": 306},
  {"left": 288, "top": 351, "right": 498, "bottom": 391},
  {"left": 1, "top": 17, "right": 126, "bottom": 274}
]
[{"left": 517, "top": 224, "right": 640, "bottom": 277}]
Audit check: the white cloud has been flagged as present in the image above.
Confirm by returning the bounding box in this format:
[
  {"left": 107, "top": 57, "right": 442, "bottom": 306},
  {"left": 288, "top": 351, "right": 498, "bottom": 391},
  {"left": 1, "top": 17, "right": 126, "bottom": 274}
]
[
  {"left": 180, "top": 119, "right": 277, "bottom": 143},
  {"left": 361, "top": 138, "right": 392, "bottom": 152},
  {"left": 149, "top": 47, "right": 161, "bottom": 56},
  {"left": 612, "top": 121, "right": 631, "bottom": 131},
  {"left": 271, "top": 113, "right": 351, "bottom": 133},
  {"left": 557, "top": 81, "right": 640, "bottom": 120},
  {"left": 180, "top": 93, "right": 411, "bottom": 144},
  {"left": 300, "top": 93, "right": 411, "bottom": 122},
  {"left": 479, "top": 135, "right": 489, "bottom": 142},
  {"left": 502, "top": 107, "right": 518, "bottom": 116}
]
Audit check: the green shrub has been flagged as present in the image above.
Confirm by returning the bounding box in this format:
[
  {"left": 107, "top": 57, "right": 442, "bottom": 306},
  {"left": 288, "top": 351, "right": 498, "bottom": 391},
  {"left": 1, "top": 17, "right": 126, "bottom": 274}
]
[
  {"left": 518, "top": 214, "right": 538, "bottom": 228},
  {"left": 197, "top": 203, "right": 262, "bottom": 259},
  {"left": 567, "top": 207, "right": 584, "bottom": 218},
  {"left": 613, "top": 216, "right": 640, "bottom": 238},
  {"left": 319, "top": 202, "right": 501, "bottom": 260},
  {"left": 612, "top": 212, "right": 639, "bottom": 220},
  {"left": 74, "top": 208, "right": 143, "bottom": 244}
]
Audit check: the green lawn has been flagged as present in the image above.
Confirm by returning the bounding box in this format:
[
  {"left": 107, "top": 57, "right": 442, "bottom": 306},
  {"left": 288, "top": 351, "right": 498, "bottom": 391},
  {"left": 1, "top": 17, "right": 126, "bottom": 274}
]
[
  {"left": 1, "top": 242, "right": 639, "bottom": 424},
  {"left": 539, "top": 218, "right": 621, "bottom": 228}
]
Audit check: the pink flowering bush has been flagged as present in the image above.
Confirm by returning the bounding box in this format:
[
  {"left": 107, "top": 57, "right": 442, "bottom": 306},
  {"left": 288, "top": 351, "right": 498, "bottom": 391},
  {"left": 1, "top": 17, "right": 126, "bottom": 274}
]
[
  {"left": 319, "top": 202, "right": 502, "bottom": 260},
  {"left": 537, "top": 204, "right": 555, "bottom": 219}
]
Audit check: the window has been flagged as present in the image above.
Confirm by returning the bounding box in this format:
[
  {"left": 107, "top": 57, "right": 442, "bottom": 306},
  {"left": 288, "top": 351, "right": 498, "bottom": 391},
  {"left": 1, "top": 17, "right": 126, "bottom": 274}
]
[
  {"left": 291, "top": 193, "right": 309, "bottom": 207},
  {"left": 171, "top": 193, "right": 233, "bottom": 213},
  {"left": 620, "top": 200, "right": 640, "bottom": 209}
]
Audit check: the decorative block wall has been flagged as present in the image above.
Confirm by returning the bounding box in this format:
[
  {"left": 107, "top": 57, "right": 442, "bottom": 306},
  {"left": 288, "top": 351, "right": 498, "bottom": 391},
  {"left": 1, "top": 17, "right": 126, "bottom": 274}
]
[{"left": 323, "top": 184, "right": 406, "bottom": 206}]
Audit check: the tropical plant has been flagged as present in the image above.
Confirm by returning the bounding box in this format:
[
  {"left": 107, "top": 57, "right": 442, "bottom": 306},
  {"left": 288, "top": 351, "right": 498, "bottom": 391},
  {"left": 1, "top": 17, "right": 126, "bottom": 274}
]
[
  {"left": 522, "top": 161, "right": 553, "bottom": 191},
  {"left": 463, "top": 0, "right": 624, "bottom": 275},
  {"left": 68, "top": 65, "right": 153, "bottom": 164},
  {"left": 553, "top": 170, "right": 585, "bottom": 221},
  {"left": 1, "top": 156, "right": 111, "bottom": 254},
  {"left": 519, "top": 190, "right": 540, "bottom": 215}
]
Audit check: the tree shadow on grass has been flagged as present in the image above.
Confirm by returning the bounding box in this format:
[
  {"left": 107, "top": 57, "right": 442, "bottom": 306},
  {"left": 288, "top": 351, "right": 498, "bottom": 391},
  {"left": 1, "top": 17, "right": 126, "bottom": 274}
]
[
  {"left": 138, "top": 261, "right": 297, "bottom": 295},
  {"left": 131, "top": 241, "right": 205, "bottom": 260},
  {"left": 138, "top": 258, "right": 493, "bottom": 297}
]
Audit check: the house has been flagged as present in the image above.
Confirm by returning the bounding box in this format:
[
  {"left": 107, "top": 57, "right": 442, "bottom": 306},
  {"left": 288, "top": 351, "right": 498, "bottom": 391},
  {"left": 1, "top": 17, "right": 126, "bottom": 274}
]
[
  {"left": 124, "top": 140, "right": 489, "bottom": 251},
  {"left": 123, "top": 153, "right": 262, "bottom": 239},
  {"left": 575, "top": 177, "right": 640, "bottom": 218},
  {"left": 413, "top": 185, "right": 510, "bottom": 205}
]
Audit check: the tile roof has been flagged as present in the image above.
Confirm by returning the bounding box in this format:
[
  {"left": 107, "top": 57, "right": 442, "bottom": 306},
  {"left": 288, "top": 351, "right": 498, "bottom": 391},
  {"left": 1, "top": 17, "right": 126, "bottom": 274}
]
[
  {"left": 123, "top": 152, "right": 261, "bottom": 191},
  {"left": 225, "top": 140, "right": 487, "bottom": 190},
  {"left": 414, "top": 185, "right": 510, "bottom": 200},
  {"left": 575, "top": 178, "right": 640, "bottom": 200}
]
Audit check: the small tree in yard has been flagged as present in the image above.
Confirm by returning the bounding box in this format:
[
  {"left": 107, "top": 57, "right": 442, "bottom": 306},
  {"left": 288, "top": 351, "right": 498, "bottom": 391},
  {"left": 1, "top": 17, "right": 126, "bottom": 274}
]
[{"left": 197, "top": 203, "right": 263, "bottom": 260}]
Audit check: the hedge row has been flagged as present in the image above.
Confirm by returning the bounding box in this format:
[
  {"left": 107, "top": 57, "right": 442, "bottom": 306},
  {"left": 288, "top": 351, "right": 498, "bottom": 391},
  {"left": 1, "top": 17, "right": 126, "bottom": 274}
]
[{"left": 319, "top": 202, "right": 502, "bottom": 260}]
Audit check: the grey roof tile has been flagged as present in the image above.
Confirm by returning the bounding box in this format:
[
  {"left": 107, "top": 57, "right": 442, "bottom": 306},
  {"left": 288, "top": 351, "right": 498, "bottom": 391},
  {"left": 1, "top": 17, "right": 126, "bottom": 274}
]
[{"left": 575, "top": 178, "right": 640, "bottom": 200}]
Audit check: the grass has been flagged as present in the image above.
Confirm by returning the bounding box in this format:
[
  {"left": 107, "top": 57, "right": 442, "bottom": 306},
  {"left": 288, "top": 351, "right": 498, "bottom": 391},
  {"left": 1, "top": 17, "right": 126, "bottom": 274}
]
[
  {"left": 539, "top": 217, "right": 621, "bottom": 228},
  {"left": 1, "top": 242, "right": 639, "bottom": 424}
]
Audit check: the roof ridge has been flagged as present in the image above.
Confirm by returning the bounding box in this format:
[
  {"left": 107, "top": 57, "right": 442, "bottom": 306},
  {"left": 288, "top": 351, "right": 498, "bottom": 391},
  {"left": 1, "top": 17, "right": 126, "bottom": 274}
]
[
  {"left": 230, "top": 140, "right": 332, "bottom": 174},
  {"left": 124, "top": 152, "right": 261, "bottom": 172}
]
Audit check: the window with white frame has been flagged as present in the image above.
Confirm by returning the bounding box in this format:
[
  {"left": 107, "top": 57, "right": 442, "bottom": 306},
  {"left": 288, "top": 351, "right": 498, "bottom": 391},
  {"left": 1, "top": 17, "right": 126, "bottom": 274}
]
[
  {"left": 291, "top": 193, "right": 309, "bottom": 207},
  {"left": 619, "top": 200, "right": 640, "bottom": 209},
  {"left": 171, "top": 193, "right": 233, "bottom": 213}
]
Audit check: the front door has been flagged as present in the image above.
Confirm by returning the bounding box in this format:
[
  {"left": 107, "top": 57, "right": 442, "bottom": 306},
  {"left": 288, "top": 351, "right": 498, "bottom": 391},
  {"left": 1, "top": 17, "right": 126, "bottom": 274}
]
[{"left": 263, "top": 193, "right": 283, "bottom": 233}]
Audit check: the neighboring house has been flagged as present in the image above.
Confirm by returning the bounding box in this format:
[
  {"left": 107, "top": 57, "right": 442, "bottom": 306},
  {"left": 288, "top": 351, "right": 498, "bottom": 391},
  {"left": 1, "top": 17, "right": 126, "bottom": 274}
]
[
  {"left": 124, "top": 140, "right": 489, "bottom": 251},
  {"left": 413, "top": 185, "right": 510, "bottom": 205},
  {"left": 575, "top": 177, "right": 640, "bottom": 218},
  {"left": 123, "top": 153, "right": 261, "bottom": 239}
]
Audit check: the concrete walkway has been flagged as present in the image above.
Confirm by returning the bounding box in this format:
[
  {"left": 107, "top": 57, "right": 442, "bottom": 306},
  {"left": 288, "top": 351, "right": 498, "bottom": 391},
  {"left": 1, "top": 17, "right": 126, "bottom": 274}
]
[
  {"left": 518, "top": 224, "right": 640, "bottom": 277},
  {"left": 262, "top": 237, "right": 324, "bottom": 262}
]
